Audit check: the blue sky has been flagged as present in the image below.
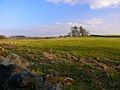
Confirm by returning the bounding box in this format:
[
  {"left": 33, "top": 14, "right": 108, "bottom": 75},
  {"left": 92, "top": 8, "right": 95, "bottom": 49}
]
[{"left": 0, "top": 0, "right": 120, "bottom": 36}]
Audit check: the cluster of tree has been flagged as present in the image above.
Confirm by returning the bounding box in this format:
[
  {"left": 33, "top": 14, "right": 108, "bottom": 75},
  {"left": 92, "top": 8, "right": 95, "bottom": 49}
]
[
  {"left": 68, "top": 26, "right": 90, "bottom": 37},
  {"left": 0, "top": 35, "right": 7, "bottom": 39},
  {"left": 10, "top": 35, "right": 26, "bottom": 39}
]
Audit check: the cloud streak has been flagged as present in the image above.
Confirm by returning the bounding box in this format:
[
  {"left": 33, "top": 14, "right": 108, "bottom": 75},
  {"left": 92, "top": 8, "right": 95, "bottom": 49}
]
[
  {"left": 1, "top": 17, "right": 119, "bottom": 37},
  {"left": 46, "top": 0, "right": 120, "bottom": 9}
]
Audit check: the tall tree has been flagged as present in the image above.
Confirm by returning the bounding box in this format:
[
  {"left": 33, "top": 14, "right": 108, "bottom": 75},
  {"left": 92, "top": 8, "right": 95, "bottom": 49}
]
[
  {"left": 70, "top": 26, "right": 79, "bottom": 37},
  {"left": 68, "top": 26, "right": 90, "bottom": 37},
  {"left": 79, "top": 26, "right": 84, "bottom": 36}
]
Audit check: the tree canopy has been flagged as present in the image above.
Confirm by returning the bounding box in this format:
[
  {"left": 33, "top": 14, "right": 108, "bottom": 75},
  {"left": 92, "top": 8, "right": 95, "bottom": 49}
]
[{"left": 68, "top": 26, "right": 90, "bottom": 37}]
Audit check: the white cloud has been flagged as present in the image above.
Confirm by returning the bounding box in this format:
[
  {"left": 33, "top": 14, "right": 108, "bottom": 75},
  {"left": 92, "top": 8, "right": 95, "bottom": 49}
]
[
  {"left": 1, "top": 17, "right": 120, "bottom": 36},
  {"left": 46, "top": 0, "right": 120, "bottom": 9},
  {"left": 89, "top": 0, "right": 120, "bottom": 9},
  {"left": 46, "top": 0, "right": 80, "bottom": 5},
  {"left": 51, "top": 17, "right": 120, "bottom": 35},
  {"left": 84, "top": 18, "right": 104, "bottom": 27},
  {"left": 83, "top": 18, "right": 120, "bottom": 35},
  {"left": 1, "top": 15, "right": 120, "bottom": 36}
]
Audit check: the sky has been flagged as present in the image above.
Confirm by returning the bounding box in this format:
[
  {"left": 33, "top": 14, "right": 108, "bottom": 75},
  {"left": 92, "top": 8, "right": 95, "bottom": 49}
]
[{"left": 0, "top": 0, "right": 120, "bottom": 36}]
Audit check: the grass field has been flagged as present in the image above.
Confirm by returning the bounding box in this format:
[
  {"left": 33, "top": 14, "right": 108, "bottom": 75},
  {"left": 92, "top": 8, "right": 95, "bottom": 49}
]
[{"left": 0, "top": 37, "right": 120, "bottom": 89}]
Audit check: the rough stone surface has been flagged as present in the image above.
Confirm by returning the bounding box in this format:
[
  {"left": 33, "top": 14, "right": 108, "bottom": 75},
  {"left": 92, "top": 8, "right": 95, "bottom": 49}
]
[
  {"left": 1, "top": 53, "right": 29, "bottom": 69},
  {"left": 0, "top": 53, "right": 64, "bottom": 90}
]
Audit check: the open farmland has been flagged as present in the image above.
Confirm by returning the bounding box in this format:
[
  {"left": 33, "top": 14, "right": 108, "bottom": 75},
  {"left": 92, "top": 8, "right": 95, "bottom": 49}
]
[{"left": 0, "top": 37, "right": 120, "bottom": 89}]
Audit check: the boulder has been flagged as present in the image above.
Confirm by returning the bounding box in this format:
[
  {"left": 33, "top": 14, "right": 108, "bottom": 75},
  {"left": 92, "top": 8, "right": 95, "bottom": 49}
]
[
  {"left": 1, "top": 53, "right": 29, "bottom": 69},
  {"left": 0, "top": 53, "right": 39, "bottom": 90},
  {"left": 0, "top": 53, "right": 64, "bottom": 90}
]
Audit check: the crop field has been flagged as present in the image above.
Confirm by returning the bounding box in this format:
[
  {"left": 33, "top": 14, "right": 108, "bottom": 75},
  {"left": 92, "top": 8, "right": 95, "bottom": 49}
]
[{"left": 0, "top": 37, "right": 120, "bottom": 90}]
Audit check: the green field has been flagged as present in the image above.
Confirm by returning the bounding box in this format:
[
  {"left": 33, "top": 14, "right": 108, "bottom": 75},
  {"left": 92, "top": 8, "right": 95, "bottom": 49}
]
[{"left": 0, "top": 37, "right": 120, "bottom": 90}]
